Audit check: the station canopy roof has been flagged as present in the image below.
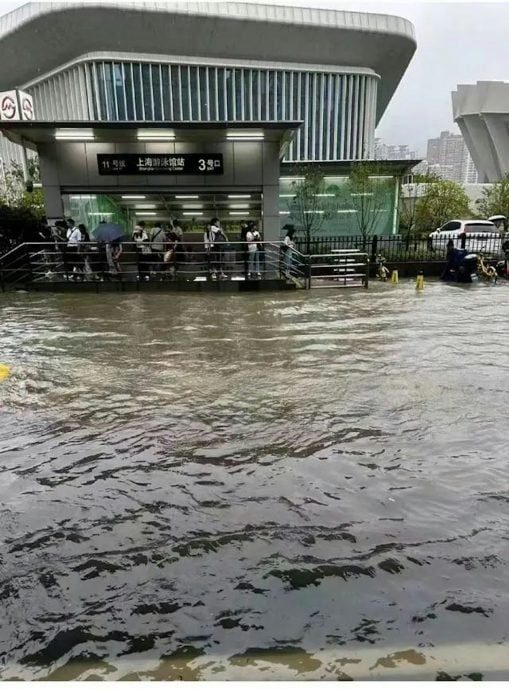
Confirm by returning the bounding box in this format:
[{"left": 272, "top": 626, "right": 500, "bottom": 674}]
[{"left": 0, "top": 120, "right": 302, "bottom": 158}]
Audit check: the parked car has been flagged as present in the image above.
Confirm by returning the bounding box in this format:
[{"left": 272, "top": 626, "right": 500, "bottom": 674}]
[{"left": 428, "top": 219, "right": 502, "bottom": 254}]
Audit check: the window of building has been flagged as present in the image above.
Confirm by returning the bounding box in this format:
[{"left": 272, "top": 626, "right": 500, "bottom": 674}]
[
  {"left": 218, "top": 68, "right": 226, "bottom": 120},
  {"left": 161, "top": 64, "right": 172, "bottom": 119},
  {"left": 141, "top": 63, "right": 154, "bottom": 120}
]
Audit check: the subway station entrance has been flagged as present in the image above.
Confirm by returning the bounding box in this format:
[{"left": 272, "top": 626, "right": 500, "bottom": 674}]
[
  {"left": 0, "top": 121, "right": 300, "bottom": 242},
  {"left": 62, "top": 189, "right": 263, "bottom": 240}
]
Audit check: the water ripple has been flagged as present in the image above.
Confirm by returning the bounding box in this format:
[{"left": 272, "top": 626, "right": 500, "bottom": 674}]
[{"left": 1, "top": 284, "right": 508, "bottom": 679}]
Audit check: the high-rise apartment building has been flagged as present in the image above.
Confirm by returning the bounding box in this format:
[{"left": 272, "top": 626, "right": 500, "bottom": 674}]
[{"left": 426, "top": 130, "right": 478, "bottom": 184}]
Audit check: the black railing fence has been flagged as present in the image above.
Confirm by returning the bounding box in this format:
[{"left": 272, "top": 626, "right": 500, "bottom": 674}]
[{"left": 295, "top": 233, "right": 506, "bottom": 262}]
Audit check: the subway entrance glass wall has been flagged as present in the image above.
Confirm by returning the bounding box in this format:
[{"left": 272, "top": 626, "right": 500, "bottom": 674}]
[
  {"left": 278, "top": 176, "right": 397, "bottom": 237},
  {"left": 63, "top": 190, "right": 263, "bottom": 238}
]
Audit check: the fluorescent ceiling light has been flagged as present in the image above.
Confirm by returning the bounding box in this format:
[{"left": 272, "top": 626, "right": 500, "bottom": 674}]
[
  {"left": 122, "top": 195, "right": 146, "bottom": 199},
  {"left": 227, "top": 130, "right": 264, "bottom": 140},
  {"left": 135, "top": 211, "right": 156, "bottom": 216},
  {"left": 280, "top": 177, "right": 304, "bottom": 181},
  {"left": 304, "top": 210, "right": 324, "bottom": 214},
  {"left": 315, "top": 193, "right": 336, "bottom": 197},
  {"left": 279, "top": 211, "right": 290, "bottom": 215},
  {"left": 70, "top": 195, "right": 96, "bottom": 200},
  {"left": 228, "top": 194, "right": 251, "bottom": 199},
  {"left": 88, "top": 212, "right": 113, "bottom": 216},
  {"left": 279, "top": 194, "right": 294, "bottom": 198},
  {"left": 183, "top": 211, "right": 203, "bottom": 216},
  {"left": 55, "top": 129, "right": 94, "bottom": 140},
  {"left": 229, "top": 211, "right": 250, "bottom": 216},
  {"left": 137, "top": 129, "right": 175, "bottom": 140},
  {"left": 135, "top": 204, "right": 157, "bottom": 209},
  {"left": 229, "top": 204, "right": 249, "bottom": 209},
  {"left": 182, "top": 204, "right": 203, "bottom": 209},
  {"left": 33, "top": 182, "right": 42, "bottom": 188},
  {"left": 175, "top": 195, "right": 199, "bottom": 199}
]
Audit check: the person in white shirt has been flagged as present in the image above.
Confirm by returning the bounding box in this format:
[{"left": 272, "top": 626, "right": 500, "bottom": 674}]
[
  {"left": 246, "top": 223, "right": 262, "bottom": 279},
  {"left": 204, "top": 218, "right": 228, "bottom": 279},
  {"left": 67, "top": 226, "right": 82, "bottom": 245},
  {"left": 65, "top": 221, "right": 82, "bottom": 278},
  {"left": 282, "top": 224, "right": 296, "bottom": 278},
  {"left": 66, "top": 218, "right": 76, "bottom": 240}
]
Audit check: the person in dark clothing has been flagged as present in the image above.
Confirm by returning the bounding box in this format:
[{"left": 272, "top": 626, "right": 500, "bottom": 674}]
[{"left": 239, "top": 221, "right": 249, "bottom": 278}]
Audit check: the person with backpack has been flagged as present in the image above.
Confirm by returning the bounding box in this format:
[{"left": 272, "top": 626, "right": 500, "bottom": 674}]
[{"left": 204, "top": 217, "right": 228, "bottom": 279}]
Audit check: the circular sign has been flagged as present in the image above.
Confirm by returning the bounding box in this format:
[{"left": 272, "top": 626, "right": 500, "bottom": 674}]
[
  {"left": 1, "top": 95, "right": 16, "bottom": 120},
  {"left": 21, "top": 97, "right": 33, "bottom": 121}
]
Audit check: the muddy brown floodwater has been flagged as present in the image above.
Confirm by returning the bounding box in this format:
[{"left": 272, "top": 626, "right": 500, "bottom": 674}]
[{"left": 0, "top": 282, "right": 508, "bottom": 680}]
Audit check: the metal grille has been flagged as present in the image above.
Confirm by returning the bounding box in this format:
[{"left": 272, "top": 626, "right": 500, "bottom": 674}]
[{"left": 27, "top": 60, "right": 379, "bottom": 162}]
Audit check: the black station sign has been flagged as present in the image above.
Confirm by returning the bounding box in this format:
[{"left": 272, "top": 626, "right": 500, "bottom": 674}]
[{"left": 97, "top": 153, "right": 224, "bottom": 175}]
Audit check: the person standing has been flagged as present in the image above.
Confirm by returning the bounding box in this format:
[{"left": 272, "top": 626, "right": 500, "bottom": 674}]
[
  {"left": 66, "top": 218, "right": 77, "bottom": 241},
  {"left": 149, "top": 222, "right": 166, "bottom": 277},
  {"left": 282, "top": 224, "right": 296, "bottom": 278},
  {"left": 66, "top": 222, "right": 82, "bottom": 278},
  {"left": 239, "top": 220, "right": 249, "bottom": 278},
  {"left": 246, "top": 223, "right": 261, "bottom": 279},
  {"left": 172, "top": 219, "right": 184, "bottom": 242},
  {"left": 204, "top": 217, "right": 228, "bottom": 279}
]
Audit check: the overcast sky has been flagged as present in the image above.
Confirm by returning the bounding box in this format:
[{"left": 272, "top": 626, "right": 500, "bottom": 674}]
[{"left": 0, "top": 0, "right": 505, "bottom": 156}]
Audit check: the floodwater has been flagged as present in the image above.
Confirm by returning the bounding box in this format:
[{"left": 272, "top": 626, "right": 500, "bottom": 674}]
[{"left": 0, "top": 282, "right": 508, "bottom": 681}]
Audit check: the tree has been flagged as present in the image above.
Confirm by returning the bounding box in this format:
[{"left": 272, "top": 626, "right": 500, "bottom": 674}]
[
  {"left": 399, "top": 169, "right": 440, "bottom": 239},
  {"left": 346, "top": 162, "right": 393, "bottom": 248},
  {"left": 476, "top": 176, "right": 509, "bottom": 225},
  {"left": 415, "top": 179, "right": 471, "bottom": 235},
  {"left": 287, "top": 167, "right": 339, "bottom": 253},
  {"left": 0, "top": 158, "right": 45, "bottom": 219}
]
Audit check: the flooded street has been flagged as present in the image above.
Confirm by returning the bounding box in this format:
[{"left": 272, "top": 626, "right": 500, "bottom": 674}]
[{"left": 0, "top": 282, "right": 508, "bottom": 680}]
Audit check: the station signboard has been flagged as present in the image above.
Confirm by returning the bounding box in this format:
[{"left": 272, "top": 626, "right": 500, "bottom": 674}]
[{"left": 97, "top": 153, "right": 224, "bottom": 175}]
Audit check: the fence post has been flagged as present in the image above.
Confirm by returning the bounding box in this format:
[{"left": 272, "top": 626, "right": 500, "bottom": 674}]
[
  {"left": 306, "top": 254, "right": 312, "bottom": 289},
  {"left": 371, "top": 235, "right": 378, "bottom": 262}
]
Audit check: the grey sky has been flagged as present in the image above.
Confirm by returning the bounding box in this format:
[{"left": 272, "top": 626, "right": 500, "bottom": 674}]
[{"left": 0, "top": 0, "right": 503, "bottom": 156}]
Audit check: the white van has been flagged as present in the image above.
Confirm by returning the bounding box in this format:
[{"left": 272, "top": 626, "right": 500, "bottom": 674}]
[{"left": 428, "top": 219, "right": 501, "bottom": 254}]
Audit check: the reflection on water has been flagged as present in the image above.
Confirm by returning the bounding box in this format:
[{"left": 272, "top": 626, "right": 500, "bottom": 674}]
[{"left": 0, "top": 283, "right": 508, "bottom": 680}]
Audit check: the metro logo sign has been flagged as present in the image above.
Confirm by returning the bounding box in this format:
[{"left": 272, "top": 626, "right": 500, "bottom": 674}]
[
  {"left": 0, "top": 89, "right": 34, "bottom": 121},
  {"left": 0, "top": 91, "right": 18, "bottom": 120},
  {"left": 21, "top": 95, "right": 34, "bottom": 121}
]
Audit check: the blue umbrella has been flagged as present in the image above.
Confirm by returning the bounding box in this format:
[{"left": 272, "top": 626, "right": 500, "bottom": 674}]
[{"left": 92, "top": 222, "right": 126, "bottom": 243}]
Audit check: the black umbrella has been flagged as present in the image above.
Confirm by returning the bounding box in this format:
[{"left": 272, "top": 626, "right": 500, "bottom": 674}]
[{"left": 92, "top": 222, "right": 126, "bottom": 243}]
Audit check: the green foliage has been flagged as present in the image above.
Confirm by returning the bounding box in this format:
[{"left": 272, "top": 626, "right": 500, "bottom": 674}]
[
  {"left": 347, "top": 162, "right": 393, "bottom": 242},
  {"left": 0, "top": 158, "right": 45, "bottom": 219},
  {"left": 0, "top": 203, "right": 45, "bottom": 248},
  {"left": 287, "top": 167, "right": 340, "bottom": 252},
  {"left": 415, "top": 179, "right": 471, "bottom": 235},
  {"left": 476, "top": 175, "right": 509, "bottom": 220}
]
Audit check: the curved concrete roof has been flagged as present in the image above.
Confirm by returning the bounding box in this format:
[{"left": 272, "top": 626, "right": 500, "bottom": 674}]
[
  {"left": 453, "top": 81, "right": 509, "bottom": 182},
  {"left": 0, "top": 1, "right": 416, "bottom": 122}
]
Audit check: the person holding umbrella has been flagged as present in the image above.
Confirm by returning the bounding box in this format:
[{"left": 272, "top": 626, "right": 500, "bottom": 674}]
[{"left": 92, "top": 220, "right": 127, "bottom": 278}]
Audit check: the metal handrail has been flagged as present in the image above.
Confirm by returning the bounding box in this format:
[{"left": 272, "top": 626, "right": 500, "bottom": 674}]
[{"left": 0, "top": 239, "right": 309, "bottom": 288}]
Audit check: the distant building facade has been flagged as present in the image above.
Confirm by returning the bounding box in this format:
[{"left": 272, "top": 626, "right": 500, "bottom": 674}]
[
  {"left": 425, "top": 130, "right": 478, "bottom": 184},
  {"left": 375, "top": 138, "right": 416, "bottom": 161}
]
